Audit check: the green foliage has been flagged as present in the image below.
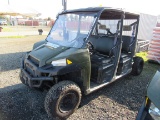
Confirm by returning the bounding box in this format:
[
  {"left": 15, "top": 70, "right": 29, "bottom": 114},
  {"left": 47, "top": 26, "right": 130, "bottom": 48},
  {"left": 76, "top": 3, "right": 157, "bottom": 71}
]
[{"left": 2, "top": 27, "right": 12, "bottom": 32}]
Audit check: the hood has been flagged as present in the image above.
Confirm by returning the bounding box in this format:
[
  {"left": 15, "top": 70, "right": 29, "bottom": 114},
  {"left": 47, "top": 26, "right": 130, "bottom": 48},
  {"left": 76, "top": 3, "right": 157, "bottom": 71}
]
[{"left": 28, "top": 44, "right": 69, "bottom": 67}]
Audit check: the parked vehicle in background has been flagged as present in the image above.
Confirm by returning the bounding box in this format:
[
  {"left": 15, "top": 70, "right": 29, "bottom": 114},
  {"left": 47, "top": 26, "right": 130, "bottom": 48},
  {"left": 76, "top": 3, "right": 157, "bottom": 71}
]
[
  {"left": 0, "top": 19, "right": 7, "bottom": 25},
  {"left": 136, "top": 68, "right": 160, "bottom": 120},
  {"left": 18, "top": 21, "right": 25, "bottom": 25},
  {"left": 20, "top": 7, "right": 144, "bottom": 119}
]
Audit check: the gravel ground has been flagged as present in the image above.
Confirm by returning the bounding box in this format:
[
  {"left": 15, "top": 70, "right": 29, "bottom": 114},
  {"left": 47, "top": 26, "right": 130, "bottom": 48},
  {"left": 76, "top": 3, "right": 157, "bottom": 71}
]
[{"left": 0, "top": 36, "right": 159, "bottom": 120}]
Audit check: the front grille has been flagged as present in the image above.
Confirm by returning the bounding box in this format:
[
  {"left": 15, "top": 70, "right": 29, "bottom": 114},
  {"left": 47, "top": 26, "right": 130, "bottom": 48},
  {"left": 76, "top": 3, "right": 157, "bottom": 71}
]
[
  {"left": 28, "top": 56, "right": 39, "bottom": 66},
  {"left": 25, "top": 62, "right": 35, "bottom": 76}
]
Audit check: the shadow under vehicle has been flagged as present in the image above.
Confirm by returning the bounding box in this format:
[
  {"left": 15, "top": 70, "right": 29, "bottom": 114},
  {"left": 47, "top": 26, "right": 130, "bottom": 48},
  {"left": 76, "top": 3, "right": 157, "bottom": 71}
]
[
  {"left": 20, "top": 7, "right": 144, "bottom": 119},
  {"left": 136, "top": 69, "right": 160, "bottom": 120}
]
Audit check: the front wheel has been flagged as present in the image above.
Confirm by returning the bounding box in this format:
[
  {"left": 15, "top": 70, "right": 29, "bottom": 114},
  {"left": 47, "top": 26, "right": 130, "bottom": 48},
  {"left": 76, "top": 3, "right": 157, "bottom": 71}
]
[
  {"left": 131, "top": 57, "right": 144, "bottom": 76},
  {"left": 44, "top": 80, "right": 81, "bottom": 119}
]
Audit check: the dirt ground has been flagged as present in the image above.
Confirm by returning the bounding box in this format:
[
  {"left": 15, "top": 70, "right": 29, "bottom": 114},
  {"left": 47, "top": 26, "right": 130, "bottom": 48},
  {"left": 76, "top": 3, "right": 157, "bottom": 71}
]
[{"left": 0, "top": 36, "right": 159, "bottom": 120}]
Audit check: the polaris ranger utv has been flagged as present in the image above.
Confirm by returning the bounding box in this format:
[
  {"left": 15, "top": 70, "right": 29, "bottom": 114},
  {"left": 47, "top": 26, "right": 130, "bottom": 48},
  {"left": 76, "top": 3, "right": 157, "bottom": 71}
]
[{"left": 20, "top": 7, "right": 144, "bottom": 119}]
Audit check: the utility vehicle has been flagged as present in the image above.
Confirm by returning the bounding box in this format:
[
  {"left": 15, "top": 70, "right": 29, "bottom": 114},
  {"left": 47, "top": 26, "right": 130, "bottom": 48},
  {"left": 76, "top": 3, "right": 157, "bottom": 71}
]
[
  {"left": 136, "top": 68, "right": 160, "bottom": 120},
  {"left": 20, "top": 7, "right": 144, "bottom": 119}
]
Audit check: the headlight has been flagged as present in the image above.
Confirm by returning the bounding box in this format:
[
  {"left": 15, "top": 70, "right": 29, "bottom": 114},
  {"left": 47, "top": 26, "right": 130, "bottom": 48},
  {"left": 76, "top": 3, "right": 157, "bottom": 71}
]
[
  {"left": 51, "top": 59, "right": 72, "bottom": 66},
  {"left": 149, "top": 102, "right": 160, "bottom": 118},
  {"left": 51, "top": 59, "right": 67, "bottom": 66}
]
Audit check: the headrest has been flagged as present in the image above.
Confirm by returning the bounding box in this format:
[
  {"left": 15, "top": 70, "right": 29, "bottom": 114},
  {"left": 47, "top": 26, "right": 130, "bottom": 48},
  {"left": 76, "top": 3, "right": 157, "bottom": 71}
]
[
  {"left": 123, "top": 25, "right": 132, "bottom": 31},
  {"left": 99, "top": 25, "right": 107, "bottom": 30}
]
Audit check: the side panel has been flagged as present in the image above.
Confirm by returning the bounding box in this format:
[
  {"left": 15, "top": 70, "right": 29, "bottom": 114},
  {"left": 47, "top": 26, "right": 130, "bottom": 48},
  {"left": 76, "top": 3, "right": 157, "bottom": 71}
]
[
  {"left": 53, "top": 48, "right": 91, "bottom": 92},
  {"left": 67, "top": 49, "right": 91, "bottom": 91}
]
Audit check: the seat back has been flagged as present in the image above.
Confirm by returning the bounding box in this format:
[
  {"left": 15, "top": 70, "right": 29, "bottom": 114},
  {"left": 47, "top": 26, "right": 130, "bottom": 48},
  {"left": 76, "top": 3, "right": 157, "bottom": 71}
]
[
  {"left": 89, "top": 36, "right": 115, "bottom": 56},
  {"left": 122, "top": 36, "right": 134, "bottom": 53}
]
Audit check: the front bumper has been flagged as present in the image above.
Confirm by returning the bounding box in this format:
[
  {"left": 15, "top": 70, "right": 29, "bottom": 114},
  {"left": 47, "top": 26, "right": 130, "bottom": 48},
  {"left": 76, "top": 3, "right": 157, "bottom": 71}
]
[
  {"left": 20, "top": 57, "right": 55, "bottom": 88},
  {"left": 20, "top": 68, "right": 53, "bottom": 87},
  {"left": 20, "top": 55, "right": 78, "bottom": 88}
]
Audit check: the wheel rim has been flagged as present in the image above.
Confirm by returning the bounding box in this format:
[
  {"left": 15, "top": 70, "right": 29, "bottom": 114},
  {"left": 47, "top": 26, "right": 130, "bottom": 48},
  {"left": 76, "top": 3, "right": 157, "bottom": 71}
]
[
  {"left": 59, "top": 91, "right": 79, "bottom": 113},
  {"left": 138, "top": 61, "right": 143, "bottom": 73}
]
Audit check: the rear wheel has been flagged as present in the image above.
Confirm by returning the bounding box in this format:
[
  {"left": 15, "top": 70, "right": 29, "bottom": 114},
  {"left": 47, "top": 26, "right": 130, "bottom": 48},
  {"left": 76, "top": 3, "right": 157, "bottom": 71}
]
[
  {"left": 131, "top": 57, "right": 144, "bottom": 76},
  {"left": 44, "top": 80, "right": 81, "bottom": 119}
]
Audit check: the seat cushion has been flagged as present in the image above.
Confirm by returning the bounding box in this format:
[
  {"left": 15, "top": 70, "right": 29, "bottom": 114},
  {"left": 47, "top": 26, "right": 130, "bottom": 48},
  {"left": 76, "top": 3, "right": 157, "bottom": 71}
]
[
  {"left": 91, "top": 54, "right": 112, "bottom": 65},
  {"left": 120, "top": 53, "right": 131, "bottom": 63},
  {"left": 121, "top": 53, "right": 129, "bottom": 58}
]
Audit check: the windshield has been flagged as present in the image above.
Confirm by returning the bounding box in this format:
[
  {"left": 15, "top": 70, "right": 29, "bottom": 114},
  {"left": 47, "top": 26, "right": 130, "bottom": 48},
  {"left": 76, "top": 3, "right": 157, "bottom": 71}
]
[{"left": 46, "top": 12, "right": 97, "bottom": 48}]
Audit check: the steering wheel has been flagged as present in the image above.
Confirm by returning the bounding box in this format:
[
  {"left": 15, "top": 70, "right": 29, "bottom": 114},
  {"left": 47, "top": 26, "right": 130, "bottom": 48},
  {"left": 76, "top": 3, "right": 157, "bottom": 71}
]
[
  {"left": 98, "top": 29, "right": 114, "bottom": 37},
  {"left": 87, "top": 41, "right": 94, "bottom": 54},
  {"left": 106, "top": 28, "right": 114, "bottom": 36}
]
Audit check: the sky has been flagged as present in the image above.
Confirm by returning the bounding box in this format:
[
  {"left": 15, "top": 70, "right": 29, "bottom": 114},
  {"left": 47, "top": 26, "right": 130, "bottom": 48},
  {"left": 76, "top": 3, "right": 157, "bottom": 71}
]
[{"left": 0, "top": 0, "right": 160, "bottom": 19}]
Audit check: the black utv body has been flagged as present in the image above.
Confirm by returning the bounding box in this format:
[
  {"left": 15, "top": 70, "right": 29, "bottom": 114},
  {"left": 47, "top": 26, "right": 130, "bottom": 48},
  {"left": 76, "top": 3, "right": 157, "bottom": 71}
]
[
  {"left": 136, "top": 69, "right": 160, "bottom": 120},
  {"left": 20, "top": 7, "right": 144, "bottom": 119}
]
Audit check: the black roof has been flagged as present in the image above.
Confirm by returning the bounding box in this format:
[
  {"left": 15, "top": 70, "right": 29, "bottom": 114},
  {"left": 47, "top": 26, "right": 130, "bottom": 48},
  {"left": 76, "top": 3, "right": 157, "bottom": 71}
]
[
  {"left": 60, "top": 7, "right": 139, "bottom": 19},
  {"left": 61, "top": 7, "right": 122, "bottom": 13}
]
